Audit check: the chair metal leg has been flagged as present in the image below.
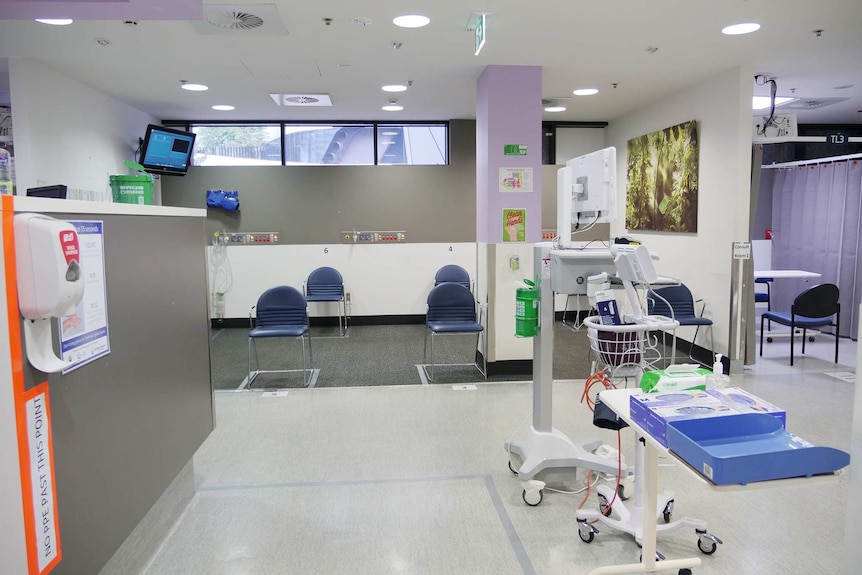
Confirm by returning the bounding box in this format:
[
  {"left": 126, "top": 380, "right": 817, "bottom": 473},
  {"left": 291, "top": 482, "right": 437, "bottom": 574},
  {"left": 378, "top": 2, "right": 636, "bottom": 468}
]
[
  {"left": 249, "top": 337, "right": 261, "bottom": 386},
  {"left": 835, "top": 315, "right": 840, "bottom": 364},
  {"left": 790, "top": 318, "right": 795, "bottom": 366},
  {"left": 759, "top": 315, "right": 765, "bottom": 356}
]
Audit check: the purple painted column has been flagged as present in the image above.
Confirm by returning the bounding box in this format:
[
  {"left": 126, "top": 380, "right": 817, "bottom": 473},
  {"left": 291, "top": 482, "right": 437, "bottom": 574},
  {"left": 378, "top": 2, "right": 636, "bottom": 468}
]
[{"left": 476, "top": 66, "right": 543, "bottom": 243}]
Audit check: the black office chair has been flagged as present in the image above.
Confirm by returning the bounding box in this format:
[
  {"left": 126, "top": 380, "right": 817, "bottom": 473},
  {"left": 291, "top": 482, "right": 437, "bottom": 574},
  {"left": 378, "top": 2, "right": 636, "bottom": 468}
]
[
  {"left": 648, "top": 284, "right": 714, "bottom": 365},
  {"left": 760, "top": 283, "right": 840, "bottom": 366},
  {"left": 304, "top": 266, "right": 348, "bottom": 336},
  {"left": 422, "top": 282, "right": 486, "bottom": 382},
  {"left": 434, "top": 264, "right": 472, "bottom": 292},
  {"left": 248, "top": 286, "right": 313, "bottom": 387}
]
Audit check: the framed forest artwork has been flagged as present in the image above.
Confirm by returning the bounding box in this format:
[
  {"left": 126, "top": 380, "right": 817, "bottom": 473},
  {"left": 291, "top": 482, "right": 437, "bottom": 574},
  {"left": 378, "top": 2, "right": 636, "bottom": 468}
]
[{"left": 626, "top": 120, "right": 699, "bottom": 233}]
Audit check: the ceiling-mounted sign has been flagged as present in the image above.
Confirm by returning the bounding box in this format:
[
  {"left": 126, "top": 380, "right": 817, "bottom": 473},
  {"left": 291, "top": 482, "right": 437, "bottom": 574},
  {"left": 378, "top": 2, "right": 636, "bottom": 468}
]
[
  {"left": 504, "top": 144, "right": 527, "bottom": 156},
  {"left": 474, "top": 13, "right": 486, "bottom": 56}
]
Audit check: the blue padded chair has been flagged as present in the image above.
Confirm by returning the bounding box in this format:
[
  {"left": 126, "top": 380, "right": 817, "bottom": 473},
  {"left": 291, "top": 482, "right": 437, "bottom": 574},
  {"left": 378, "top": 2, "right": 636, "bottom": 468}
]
[
  {"left": 248, "top": 286, "right": 313, "bottom": 387},
  {"left": 755, "top": 277, "right": 773, "bottom": 328},
  {"left": 434, "top": 264, "right": 472, "bottom": 292},
  {"left": 648, "top": 284, "right": 714, "bottom": 365},
  {"left": 760, "top": 283, "right": 839, "bottom": 366},
  {"left": 423, "top": 282, "right": 486, "bottom": 382},
  {"left": 304, "top": 266, "right": 348, "bottom": 336}
]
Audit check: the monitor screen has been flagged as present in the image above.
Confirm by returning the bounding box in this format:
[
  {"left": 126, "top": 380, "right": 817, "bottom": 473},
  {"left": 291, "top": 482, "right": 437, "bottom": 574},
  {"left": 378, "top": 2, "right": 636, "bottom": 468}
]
[
  {"left": 139, "top": 124, "right": 197, "bottom": 176},
  {"left": 556, "top": 146, "right": 617, "bottom": 247},
  {"left": 26, "top": 185, "right": 67, "bottom": 199}
]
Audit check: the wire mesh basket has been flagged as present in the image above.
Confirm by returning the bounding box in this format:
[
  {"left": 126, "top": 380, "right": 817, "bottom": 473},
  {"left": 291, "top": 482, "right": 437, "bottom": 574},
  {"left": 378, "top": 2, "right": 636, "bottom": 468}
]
[{"left": 584, "top": 316, "right": 664, "bottom": 383}]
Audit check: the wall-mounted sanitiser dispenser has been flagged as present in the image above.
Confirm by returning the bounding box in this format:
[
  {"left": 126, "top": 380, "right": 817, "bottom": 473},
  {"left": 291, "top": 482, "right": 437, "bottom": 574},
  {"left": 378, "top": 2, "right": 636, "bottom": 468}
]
[{"left": 14, "top": 213, "right": 85, "bottom": 373}]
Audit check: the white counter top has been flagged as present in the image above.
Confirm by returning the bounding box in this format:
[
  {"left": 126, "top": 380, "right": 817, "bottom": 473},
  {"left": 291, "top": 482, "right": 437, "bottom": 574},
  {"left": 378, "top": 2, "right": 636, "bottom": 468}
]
[{"left": 13, "top": 196, "right": 205, "bottom": 218}]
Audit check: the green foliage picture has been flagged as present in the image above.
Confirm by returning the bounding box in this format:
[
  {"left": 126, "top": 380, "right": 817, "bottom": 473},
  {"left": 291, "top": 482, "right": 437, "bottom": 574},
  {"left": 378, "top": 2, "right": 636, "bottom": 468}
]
[{"left": 626, "top": 120, "right": 699, "bottom": 233}]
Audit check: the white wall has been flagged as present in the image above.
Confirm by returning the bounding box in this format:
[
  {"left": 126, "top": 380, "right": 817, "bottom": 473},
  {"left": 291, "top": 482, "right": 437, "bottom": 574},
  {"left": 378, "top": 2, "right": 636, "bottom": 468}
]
[
  {"left": 606, "top": 65, "right": 755, "bottom": 357},
  {"left": 8, "top": 58, "right": 157, "bottom": 201},
  {"left": 555, "top": 127, "right": 606, "bottom": 164},
  {"left": 212, "top": 243, "right": 477, "bottom": 319}
]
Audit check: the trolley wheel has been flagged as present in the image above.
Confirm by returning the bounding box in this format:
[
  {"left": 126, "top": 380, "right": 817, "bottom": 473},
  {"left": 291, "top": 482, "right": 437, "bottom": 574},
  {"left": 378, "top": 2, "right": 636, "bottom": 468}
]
[
  {"left": 767, "top": 337, "right": 774, "bottom": 343},
  {"left": 662, "top": 500, "right": 674, "bottom": 524},
  {"left": 809, "top": 336, "right": 815, "bottom": 342},
  {"left": 578, "top": 528, "right": 595, "bottom": 543},
  {"left": 697, "top": 538, "right": 718, "bottom": 555},
  {"left": 679, "top": 570, "right": 693, "bottom": 575},
  {"left": 522, "top": 488, "right": 543, "bottom": 506},
  {"left": 508, "top": 460, "right": 518, "bottom": 475},
  {"left": 617, "top": 477, "right": 633, "bottom": 501}
]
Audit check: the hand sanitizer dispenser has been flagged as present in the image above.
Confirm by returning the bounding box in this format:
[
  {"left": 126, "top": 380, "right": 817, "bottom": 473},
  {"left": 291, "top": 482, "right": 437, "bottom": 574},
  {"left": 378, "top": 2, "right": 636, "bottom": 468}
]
[{"left": 14, "top": 213, "right": 85, "bottom": 373}]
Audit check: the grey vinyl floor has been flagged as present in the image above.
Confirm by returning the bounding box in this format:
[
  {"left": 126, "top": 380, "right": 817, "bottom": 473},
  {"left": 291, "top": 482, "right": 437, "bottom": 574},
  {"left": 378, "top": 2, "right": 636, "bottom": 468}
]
[{"left": 143, "top": 323, "right": 857, "bottom": 575}]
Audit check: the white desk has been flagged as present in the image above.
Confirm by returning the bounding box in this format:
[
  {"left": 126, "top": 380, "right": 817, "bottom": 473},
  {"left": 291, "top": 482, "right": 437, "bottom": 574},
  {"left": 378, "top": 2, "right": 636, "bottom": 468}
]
[
  {"left": 754, "top": 269, "right": 821, "bottom": 280},
  {"left": 588, "top": 388, "right": 843, "bottom": 575}
]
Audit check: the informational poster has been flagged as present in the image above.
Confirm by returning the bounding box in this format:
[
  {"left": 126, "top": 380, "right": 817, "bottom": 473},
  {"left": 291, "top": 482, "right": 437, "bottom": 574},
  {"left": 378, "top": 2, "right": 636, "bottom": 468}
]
[
  {"left": 499, "top": 167, "right": 533, "bottom": 192},
  {"left": 503, "top": 209, "right": 526, "bottom": 243},
  {"left": 59, "top": 221, "right": 110, "bottom": 373}
]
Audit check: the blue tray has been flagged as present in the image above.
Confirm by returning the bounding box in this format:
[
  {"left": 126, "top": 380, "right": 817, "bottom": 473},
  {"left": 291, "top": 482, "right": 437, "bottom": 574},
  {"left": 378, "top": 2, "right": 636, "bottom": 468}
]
[{"left": 666, "top": 413, "right": 850, "bottom": 485}]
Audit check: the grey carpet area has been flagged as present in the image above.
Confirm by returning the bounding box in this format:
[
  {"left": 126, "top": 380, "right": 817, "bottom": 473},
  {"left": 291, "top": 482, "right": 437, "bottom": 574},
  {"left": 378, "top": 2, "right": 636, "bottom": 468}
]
[{"left": 209, "top": 322, "right": 660, "bottom": 390}]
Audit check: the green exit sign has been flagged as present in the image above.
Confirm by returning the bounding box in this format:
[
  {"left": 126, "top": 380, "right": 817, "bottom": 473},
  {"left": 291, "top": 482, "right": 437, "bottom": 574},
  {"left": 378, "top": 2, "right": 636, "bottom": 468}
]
[
  {"left": 504, "top": 144, "right": 527, "bottom": 156},
  {"left": 474, "top": 13, "right": 486, "bottom": 56}
]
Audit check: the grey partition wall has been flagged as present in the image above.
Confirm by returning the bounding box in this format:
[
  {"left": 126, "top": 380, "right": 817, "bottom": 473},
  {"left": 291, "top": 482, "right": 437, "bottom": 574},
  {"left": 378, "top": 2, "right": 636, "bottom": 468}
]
[
  {"left": 19, "top": 210, "right": 213, "bottom": 575},
  {"left": 161, "top": 120, "right": 478, "bottom": 243}
]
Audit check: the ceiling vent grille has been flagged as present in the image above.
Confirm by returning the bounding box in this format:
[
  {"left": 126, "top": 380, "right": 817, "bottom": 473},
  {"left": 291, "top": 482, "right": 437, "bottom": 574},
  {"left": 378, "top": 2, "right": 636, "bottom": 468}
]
[
  {"left": 192, "top": 4, "right": 287, "bottom": 36},
  {"left": 270, "top": 94, "right": 333, "bottom": 107},
  {"left": 785, "top": 97, "right": 848, "bottom": 110},
  {"left": 208, "top": 11, "right": 265, "bottom": 30}
]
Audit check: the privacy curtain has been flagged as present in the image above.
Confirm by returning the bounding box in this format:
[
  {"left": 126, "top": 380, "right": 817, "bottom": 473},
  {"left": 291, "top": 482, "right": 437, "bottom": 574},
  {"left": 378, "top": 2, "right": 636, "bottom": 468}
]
[{"left": 770, "top": 159, "right": 862, "bottom": 338}]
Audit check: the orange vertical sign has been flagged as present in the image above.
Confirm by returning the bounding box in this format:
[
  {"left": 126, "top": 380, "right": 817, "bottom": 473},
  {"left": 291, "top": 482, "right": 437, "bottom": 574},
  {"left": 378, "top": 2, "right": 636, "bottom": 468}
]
[{"left": 3, "top": 195, "right": 62, "bottom": 574}]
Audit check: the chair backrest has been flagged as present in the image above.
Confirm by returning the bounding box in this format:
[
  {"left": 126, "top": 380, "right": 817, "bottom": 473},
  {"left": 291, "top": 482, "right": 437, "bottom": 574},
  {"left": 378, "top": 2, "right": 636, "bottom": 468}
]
[
  {"left": 648, "top": 284, "right": 697, "bottom": 318},
  {"left": 434, "top": 264, "right": 471, "bottom": 291},
  {"left": 255, "top": 286, "right": 308, "bottom": 327},
  {"left": 426, "top": 283, "right": 477, "bottom": 323},
  {"left": 306, "top": 266, "right": 344, "bottom": 298},
  {"left": 793, "top": 283, "right": 839, "bottom": 319}
]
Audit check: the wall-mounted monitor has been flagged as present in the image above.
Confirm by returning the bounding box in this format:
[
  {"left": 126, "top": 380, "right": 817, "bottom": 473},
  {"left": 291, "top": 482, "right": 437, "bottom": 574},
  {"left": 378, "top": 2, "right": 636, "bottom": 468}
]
[
  {"left": 139, "top": 124, "right": 196, "bottom": 176},
  {"left": 556, "top": 146, "right": 617, "bottom": 248}
]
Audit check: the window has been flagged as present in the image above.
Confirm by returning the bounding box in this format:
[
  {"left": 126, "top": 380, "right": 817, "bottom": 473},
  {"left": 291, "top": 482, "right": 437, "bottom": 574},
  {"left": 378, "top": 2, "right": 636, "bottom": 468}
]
[
  {"left": 284, "top": 125, "right": 374, "bottom": 165},
  {"left": 377, "top": 124, "right": 447, "bottom": 165},
  {"left": 191, "top": 125, "right": 282, "bottom": 166},
  {"left": 183, "top": 122, "right": 448, "bottom": 167}
]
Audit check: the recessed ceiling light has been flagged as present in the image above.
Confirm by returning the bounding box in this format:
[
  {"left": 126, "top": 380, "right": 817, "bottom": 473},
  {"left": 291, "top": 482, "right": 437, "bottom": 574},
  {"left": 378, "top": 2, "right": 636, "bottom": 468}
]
[
  {"left": 393, "top": 15, "right": 430, "bottom": 28},
  {"left": 35, "top": 19, "right": 73, "bottom": 26},
  {"left": 722, "top": 22, "right": 761, "bottom": 35},
  {"left": 382, "top": 104, "right": 404, "bottom": 111},
  {"left": 573, "top": 88, "right": 598, "bottom": 96},
  {"left": 752, "top": 96, "right": 794, "bottom": 110},
  {"left": 181, "top": 82, "right": 209, "bottom": 92},
  {"left": 382, "top": 85, "right": 407, "bottom": 92},
  {"left": 212, "top": 105, "right": 235, "bottom": 111},
  {"left": 381, "top": 131, "right": 398, "bottom": 136},
  {"left": 544, "top": 106, "right": 566, "bottom": 112}
]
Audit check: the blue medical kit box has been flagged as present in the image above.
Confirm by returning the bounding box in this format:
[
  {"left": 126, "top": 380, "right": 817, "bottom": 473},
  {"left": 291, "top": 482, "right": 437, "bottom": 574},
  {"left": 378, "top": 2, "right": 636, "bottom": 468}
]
[
  {"left": 630, "top": 388, "right": 787, "bottom": 447},
  {"left": 667, "top": 413, "right": 850, "bottom": 485}
]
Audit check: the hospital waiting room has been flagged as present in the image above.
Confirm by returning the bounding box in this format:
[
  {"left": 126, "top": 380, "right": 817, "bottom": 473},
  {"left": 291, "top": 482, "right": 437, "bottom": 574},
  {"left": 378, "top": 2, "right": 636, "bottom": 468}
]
[{"left": 2, "top": 2, "right": 862, "bottom": 574}]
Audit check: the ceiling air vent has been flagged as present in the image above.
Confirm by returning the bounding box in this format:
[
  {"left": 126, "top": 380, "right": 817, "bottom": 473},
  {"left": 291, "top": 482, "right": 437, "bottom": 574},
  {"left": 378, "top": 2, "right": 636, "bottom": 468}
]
[
  {"left": 208, "top": 11, "right": 265, "bottom": 30},
  {"left": 286, "top": 96, "right": 320, "bottom": 105},
  {"left": 785, "top": 97, "right": 848, "bottom": 110},
  {"left": 270, "top": 94, "right": 333, "bottom": 107},
  {"left": 192, "top": 5, "right": 287, "bottom": 36}
]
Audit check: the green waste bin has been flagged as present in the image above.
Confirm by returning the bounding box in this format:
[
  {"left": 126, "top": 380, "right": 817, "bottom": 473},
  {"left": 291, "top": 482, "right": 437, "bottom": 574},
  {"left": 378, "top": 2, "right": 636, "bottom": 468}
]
[
  {"left": 109, "top": 174, "right": 153, "bottom": 205},
  {"left": 515, "top": 279, "right": 539, "bottom": 338}
]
